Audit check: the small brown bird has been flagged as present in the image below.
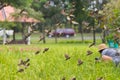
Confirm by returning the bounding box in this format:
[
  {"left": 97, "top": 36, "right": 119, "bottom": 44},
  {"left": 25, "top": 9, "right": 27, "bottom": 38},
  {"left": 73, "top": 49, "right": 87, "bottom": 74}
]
[
  {"left": 24, "top": 58, "right": 30, "bottom": 64},
  {"left": 39, "top": 36, "right": 45, "bottom": 42},
  {"left": 26, "top": 63, "right": 30, "bottom": 67},
  {"left": 35, "top": 50, "right": 40, "bottom": 55},
  {"left": 25, "top": 63, "right": 30, "bottom": 69},
  {"left": 86, "top": 50, "right": 93, "bottom": 56},
  {"left": 71, "top": 20, "right": 79, "bottom": 25},
  {"left": 97, "top": 77, "right": 103, "bottom": 80},
  {"left": 18, "top": 59, "right": 24, "bottom": 66},
  {"left": 95, "top": 57, "right": 101, "bottom": 63},
  {"left": 18, "top": 58, "right": 30, "bottom": 66},
  {"left": 64, "top": 54, "right": 71, "bottom": 60},
  {"left": 17, "top": 68, "right": 24, "bottom": 73},
  {"left": 71, "top": 77, "right": 76, "bottom": 80},
  {"left": 77, "top": 59, "right": 83, "bottom": 65},
  {"left": 89, "top": 42, "right": 95, "bottom": 48},
  {"left": 56, "top": 22, "right": 61, "bottom": 26},
  {"left": 43, "top": 48, "right": 49, "bottom": 53},
  {"left": 95, "top": 57, "right": 100, "bottom": 60}
]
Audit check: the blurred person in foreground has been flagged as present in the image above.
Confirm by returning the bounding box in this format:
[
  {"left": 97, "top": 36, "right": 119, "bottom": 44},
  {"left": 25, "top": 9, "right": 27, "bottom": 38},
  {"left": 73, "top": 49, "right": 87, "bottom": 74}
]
[{"left": 97, "top": 43, "right": 120, "bottom": 66}]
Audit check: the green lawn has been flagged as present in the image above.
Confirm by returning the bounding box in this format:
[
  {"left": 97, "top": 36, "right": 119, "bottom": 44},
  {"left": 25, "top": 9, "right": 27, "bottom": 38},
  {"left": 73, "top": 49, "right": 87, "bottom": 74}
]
[
  {"left": 0, "top": 32, "right": 102, "bottom": 44},
  {"left": 0, "top": 43, "right": 119, "bottom": 80}
]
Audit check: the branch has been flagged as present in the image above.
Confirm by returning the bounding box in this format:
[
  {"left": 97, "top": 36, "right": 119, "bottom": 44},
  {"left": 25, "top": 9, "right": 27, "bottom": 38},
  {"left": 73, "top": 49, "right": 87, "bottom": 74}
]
[
  {"left": 19, "top": 9, "right": 26, "bottom": 14},
  {"left": 23, "top": 30, "right": 34, "bottom": 40}
]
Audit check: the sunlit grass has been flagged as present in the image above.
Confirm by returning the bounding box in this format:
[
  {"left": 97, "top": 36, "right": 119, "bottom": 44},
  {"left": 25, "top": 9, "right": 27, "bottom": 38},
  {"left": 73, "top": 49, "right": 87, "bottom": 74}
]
[{"left": 0, "top": 43, "right": 119, "bottom": 80}]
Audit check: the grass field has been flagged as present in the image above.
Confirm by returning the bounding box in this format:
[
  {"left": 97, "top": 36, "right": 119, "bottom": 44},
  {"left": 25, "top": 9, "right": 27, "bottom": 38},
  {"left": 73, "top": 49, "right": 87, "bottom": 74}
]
[
  {"left": 0, "top": 32, "right": 102, "bottom": 44},
  {"left": 0, "top": 43, "right": 120, "bottom": 80}
]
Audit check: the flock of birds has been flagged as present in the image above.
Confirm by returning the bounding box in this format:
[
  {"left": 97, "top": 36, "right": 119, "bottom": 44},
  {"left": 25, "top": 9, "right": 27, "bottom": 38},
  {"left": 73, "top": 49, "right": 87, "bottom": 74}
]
[
  {"left": 17, "top": 48, "right": 49, "bottom": 73},
  {"left": 63, "top": 44, "right": 103, "bottom": 80},
  {"left": 16, "top": 43, "right": 104, "bottom": 80}
]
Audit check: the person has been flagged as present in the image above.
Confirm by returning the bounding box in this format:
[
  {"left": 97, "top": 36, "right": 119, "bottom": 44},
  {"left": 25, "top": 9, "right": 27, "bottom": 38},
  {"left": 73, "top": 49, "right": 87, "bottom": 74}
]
[{"left": 98, "top": 43, "right": 120, "bottom": 66}]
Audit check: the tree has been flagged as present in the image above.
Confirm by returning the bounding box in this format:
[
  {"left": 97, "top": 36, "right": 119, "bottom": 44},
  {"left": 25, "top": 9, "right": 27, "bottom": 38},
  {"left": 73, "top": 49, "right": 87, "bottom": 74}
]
[
  {"left": 0, "top": 0, "right": 33, "bottom": 9},
  {"left": 31, "top": 0, "right": 68, "bottom": 43},
  {"left": 0, "top": 0, "right": 44, "bottom": 44},
  {"left": 98, "top": 0, "right": 120, "bottom": 42}
]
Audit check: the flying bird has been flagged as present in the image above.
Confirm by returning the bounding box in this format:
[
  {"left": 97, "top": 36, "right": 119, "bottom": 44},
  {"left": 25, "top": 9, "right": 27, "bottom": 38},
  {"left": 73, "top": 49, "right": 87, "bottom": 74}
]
[
  {"left": 18, "top": 58, "right": 30, "bottom": 66},
  {"left": 35, "top": 50, "right": 40, "bottom": 55},
  {"left": 43, "top": 1, "right": 50, "bottom": 8},
  {"left": 71, "top": 21, "right": 79, "bottom": 25},
  {"left": 25, "top": 63, "right": 30, "bottom": 69},
  {"left": 56, "top": 22, "right": 61, "bottom": 26},
  {"left": 77, "top": 59, "right": 83, "bottom": 65},
  {"left": 17, "top": 68, "right": 24, "bottom": 73},
  {"left": 43, "top": 48, "right": 49, "bottom": 53},
  {"left": 86, "top": 50, "right": 93, "bottom": 56},
  {"left": 24, "top": 58, "right": 30, "bottom": 64},
  {"left": 64, "top": 54, "right": 71, "bottom": 60},
  {"left": 69, "top": 14, "right": 75, "bottom": 17},
  {"left": 95, "top": 57, "right": 100, "bottom": 60},
  {"left": 45, "top": 29, "right": 52, "bottom": 35},
  {"left": 95, "top": 57, "right": 101, "bottom": 63},
  {"left": 26, "top": 63, "right": 30, "bottom": 66},
  {"left": 18, "top": 59, "right": 25, "bottom": 66},
  {"left": 67, "top": 16, "right": 71, "bottom": 21},
  {"left": 61, "top": 9, "right": 67, "bottom": 16},
  {"left": 89, "top": 42, "right": 95, "bottom": 48},
  {"left": 39, "top": 36, "right": 45, "bottom": 42}
]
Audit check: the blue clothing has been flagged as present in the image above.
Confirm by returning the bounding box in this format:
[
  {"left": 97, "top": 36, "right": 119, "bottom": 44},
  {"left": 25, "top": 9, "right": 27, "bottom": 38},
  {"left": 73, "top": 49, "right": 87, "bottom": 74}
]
[
  {"left": 101, "top": 48, "right": 117, "bottom": 58},
  {"left": 101, "top": 48, "right": 120, "bottom": 66},
  {"left": 112, "top": 56, "right": 120, "bottom": 66}
]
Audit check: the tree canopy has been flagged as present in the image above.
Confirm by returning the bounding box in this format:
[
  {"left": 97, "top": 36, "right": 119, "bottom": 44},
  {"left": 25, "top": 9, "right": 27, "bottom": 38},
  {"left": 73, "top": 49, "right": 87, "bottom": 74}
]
[
  {"left": 0, "top": 0, "right": 33, "bottom": 9},
  {"left": 98, "top": 0, "right": 120, "bottom": 29},
  {"left": 0, "top": 0, "right": 44, "bottom": 23}
]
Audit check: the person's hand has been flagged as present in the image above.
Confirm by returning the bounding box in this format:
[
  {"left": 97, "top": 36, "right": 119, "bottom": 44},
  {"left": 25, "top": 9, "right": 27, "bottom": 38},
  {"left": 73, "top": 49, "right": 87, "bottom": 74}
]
[{"left": 102, "top": 55, "right": 112, "bottom": 61}]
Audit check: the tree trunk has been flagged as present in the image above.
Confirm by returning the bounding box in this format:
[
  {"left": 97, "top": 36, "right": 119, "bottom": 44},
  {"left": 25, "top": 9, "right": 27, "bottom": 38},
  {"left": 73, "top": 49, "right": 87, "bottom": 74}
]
[
  {"left": 21, "top": 22, "right": 25, "bottom": 40},
  {"left": 102, "top": 29, "right": 106, "bottom": 43},
  {"left": 79, "top": 24, "right": 84, "bottom": 42},
  {"left": 12, "top": 29, "right": 15, "bottom": 41},
  {"left": 11, "top": 26, "right": 17, "bottom": 41},
  {"left": 54, "top": 25, "right": 57, "bottom": 43},
  {"left": 93, "top": 20, "right": 96, "bottom": 44},
  {"left": 93, "top": 25, "right": 96, "bottom": 44},
  {"left": 42, "top": 24, "right": 46, "bottom": 44}
]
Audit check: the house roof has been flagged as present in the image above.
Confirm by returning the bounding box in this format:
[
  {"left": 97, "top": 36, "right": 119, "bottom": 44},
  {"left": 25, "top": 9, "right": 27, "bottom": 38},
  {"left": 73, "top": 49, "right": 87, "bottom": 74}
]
[{"left": 0, "top": 6, "right": 39, "bottom": 22}]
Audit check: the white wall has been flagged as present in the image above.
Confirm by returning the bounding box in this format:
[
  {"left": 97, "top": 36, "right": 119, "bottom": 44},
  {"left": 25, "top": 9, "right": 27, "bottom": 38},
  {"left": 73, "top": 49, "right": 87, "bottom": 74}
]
[{"left": 0, "top": 30, "right": 14, "bottom": 37}]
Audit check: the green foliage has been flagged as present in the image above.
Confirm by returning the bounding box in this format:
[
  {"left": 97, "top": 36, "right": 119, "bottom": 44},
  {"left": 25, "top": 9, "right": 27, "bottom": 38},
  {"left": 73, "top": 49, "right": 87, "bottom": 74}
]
[
  {"left": 0, "top": 44, "right": 119, "bottom": 80},
  {"left": 1, "top": 0, "right": 33, "bottom": 8},
  {"left": 24, "top": 7, "right": 44, "bottom": 22},
  {"left": 0, "top": 21, "right": 16, "bottom": 29},
  {"left": 101, "top": 0, "right": 120, "bottom": 28},
  {"left": 40, "top": 0, "right": 47, "bottom": 2},
  {"left": 0, "top": 22, "right": 23, "bottom": 32},
  {"left": 69, "top": 0, "right": 89, "bottom": 23},
  {"left": 31, "top": 0, "right": 67, "bottom": 26},
  {"left": 105, "top": 33, "right": 114, "bottom": 41}
]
